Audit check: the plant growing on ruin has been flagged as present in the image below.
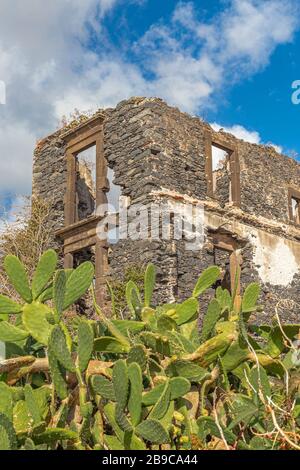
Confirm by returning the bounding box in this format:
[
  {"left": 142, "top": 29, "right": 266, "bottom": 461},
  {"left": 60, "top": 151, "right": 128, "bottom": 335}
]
[
  {"left": 0, "top": 250, "right": 300, "bottom": 450},
  {"left": 107, "top": 264, "right": 146, "bottom": 318}
]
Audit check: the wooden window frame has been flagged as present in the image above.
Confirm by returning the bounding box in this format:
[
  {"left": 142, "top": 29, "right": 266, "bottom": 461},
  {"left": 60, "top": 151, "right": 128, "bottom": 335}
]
[
  {"left": 205, "top": 131, "right": 241, "bottom": 207},
  {"left": 288, "top": 188, "right": 300, "bottom": 225},
  {"left": 209, "top": 230, "right": 243, "bottom": 311},
  {"left": 55, "top": 114, "right": 108, "bottom": 304}
]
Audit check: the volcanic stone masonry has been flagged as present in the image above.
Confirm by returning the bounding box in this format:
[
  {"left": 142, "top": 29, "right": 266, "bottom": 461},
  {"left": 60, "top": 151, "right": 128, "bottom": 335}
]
[{"left": 32, "top": 97, "right": 300, "bottom": 323}]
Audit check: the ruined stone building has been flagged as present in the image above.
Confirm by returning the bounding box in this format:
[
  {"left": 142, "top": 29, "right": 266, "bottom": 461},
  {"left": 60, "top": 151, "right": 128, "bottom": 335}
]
[{"left": 32, "top": 97, "right": 300, "bottom": 323}]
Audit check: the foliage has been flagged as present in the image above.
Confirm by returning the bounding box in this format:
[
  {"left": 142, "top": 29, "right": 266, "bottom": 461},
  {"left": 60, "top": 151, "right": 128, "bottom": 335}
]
[
  {"left": 0, "top": 252, "right": 300, "bottom": 450},
  {"left": 59, "top": 108, "right": 95, "bottom": 130},
  {"left": 0, "top": 197, "right": 56, "bottom": 301},
  {"left": 107, "top": 264, "right": 145, "bottom": 318}
]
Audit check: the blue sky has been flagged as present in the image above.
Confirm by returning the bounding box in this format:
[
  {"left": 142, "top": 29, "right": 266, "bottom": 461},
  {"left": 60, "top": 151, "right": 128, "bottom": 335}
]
[
  {"left": 0, "top": 0, "right": 300, "bottom": 220},
  {"left": 105, "top": 0, "right": 300, "bottom": 155}
]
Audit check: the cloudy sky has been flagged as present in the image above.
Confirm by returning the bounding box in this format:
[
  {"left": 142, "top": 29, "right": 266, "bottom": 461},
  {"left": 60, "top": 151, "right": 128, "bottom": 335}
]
[{"left": 0, "top": 0, "right": 300, "bottom": 219}]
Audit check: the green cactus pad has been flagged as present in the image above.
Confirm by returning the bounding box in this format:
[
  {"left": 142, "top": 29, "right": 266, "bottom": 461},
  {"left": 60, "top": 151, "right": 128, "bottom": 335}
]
[
  {"left": 174, "top": 298, "right": 199, "bottom": 326},
  {"left": 12, "top": 400, "right": 31, "bottom": 434},
  {"left": 38, "top": 286, "right": 54, "bottom": 303},
  {"left": 216, "top": 287, "right": 232, "bottom": 313},
  {"left": 126, "top": 280, "right": 142, "bottom": 316},
  {"left": 157, "top": 314, "right": 177, "bottom": 331},
  {"left": 24, "top": 384, "right": 42, "bottom": 425},
  {"left": 149, "top": 380, "right": 170, "bottom": 420},
  {"left": 249, "top": 366, "right": 271, "bottom": 400},
  {"left": 200, "top": 298, "right": 222, "bottom": 342},
  {"left": 33, "top": 386, "right": 51, "bottom": 420},
  {"left": 22, "top": 302, "right": 54, "bottom": 345},
  {"left": 103, "top": 403, "right": 124, "bottom": 442},
  {"left": 192, "top": 266, "right": 220, "bottom": 298},
  {"left": 115, "top": 404, "right": 133, "bottom": 433},
  {"left": 128, "top": 362, "right": 143, "bottom": 426},
  {"left": 53, "top": 270, "right": 66, "bottom": 321},
  {"left": 91, "top": 376, "right": 115, "bottom": 401},
  {"left": 135, "top": 419, "right": 169, "bottom": 444},
  {"left": 32, "top": 428, "right": 79, "bottom": 445},
  {"left": 242, "top": 283, "right": 260, "bottom": 313},
  {"left": 104, "top": 435, "right": 124, "bottom": 450},
  {"left": 94, "top": 336, "right": 130, "bottom": 354},
  {"left": 0, "top": 412, "right": 17, "bottom": 450},
  {"left": 49, "top": 325, "right": 75, "bottom": 372},
  {"left": 32, "top": 249, "right": 58, "bottom": 300},
  {"left": 0, "top": 383, "right": 13, "bottom": 420},
  {"left": 166, "top": 360, "right": 209, "bottom": 382},
  {"left": 127, "top": 344, "right": 147, "bottom": 371},
  {"left": 144, "top": 263, "right": 156, "bottom": 308},
  {"left": 0, "top": 321, "right": 29, "bottom": 342},
  {"left": 63, "top": 261, "right": 94, "bottom": 310},
  {"left": 111, "top": 320, "right": 145, "bottom": 336},
  {"left": 220, "top": 340, "right": 249, "bottom": 372},
  {"left": 139, "top": 332, "right": 171, "bottom": 355},
  {"left": 0, "top": 294, "right": 22, "bottom": 315},
  {"left": 4, "top": 255, "right": 32, "bottom": 303},
  {"left": 78, "top": 320, "right": 94, "bottom": 372},
  {"left": 112, "top": 360, "right": 129, "bottom": 411},
  {"left": 48, "top": 349, "right": 68, "bottom": 400},
  {"left": 142, "top": 377, "right": 191, "bottom": 406}
]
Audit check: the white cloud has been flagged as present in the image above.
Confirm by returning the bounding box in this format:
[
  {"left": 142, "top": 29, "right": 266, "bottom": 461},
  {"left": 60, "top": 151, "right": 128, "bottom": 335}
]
[
  {"left": 211, "top": 122, "right": 283, "bottom": 153},
  {"left": 211, "top": 123, "right": 261, "bottom": 144},
  {"left": 0, "top": 195, "right": 27, "bottom": 234},
  {"left": 0, "top": 0, "right": 297, "bottom": 202},
  {"left": 0, "top": 123, "right": 37, "bottom": 195},
  {"left": 219, "top": 0, "right": 297, "bottom": 70},
  {"left": 54, "top": 56, "right": 148, "bottom": 117},
  {"left": 173, "top": 0, "right": 297, "bottom": 72},
  {"left": 144, "top": 0, "right": 299, "bottom": 110},
  {"left": 0, "top": 0, "right": 120, "bottom": 199}
]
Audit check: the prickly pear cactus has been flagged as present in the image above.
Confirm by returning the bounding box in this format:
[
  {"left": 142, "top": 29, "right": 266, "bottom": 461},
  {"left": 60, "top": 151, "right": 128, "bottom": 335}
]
[
  {"left": 0, "top": 250, "right": 299, "bottom": 451},
  {"left": 77, "top": 320, "right": 94, "bottom": 372}
]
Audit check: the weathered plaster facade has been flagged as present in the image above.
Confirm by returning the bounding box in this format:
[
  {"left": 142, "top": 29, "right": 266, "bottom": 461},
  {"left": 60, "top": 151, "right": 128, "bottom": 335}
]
[{"left": 32, "top": 97, "right": 300, "bottom": 323}]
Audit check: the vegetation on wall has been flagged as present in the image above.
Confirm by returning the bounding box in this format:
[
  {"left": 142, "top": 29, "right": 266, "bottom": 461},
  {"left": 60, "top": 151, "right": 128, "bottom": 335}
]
[
  {"left": 0, "top": 251, "right": 300, "bottom": 450},
  {"left": 108, "top": 264, "right": 145, "bottom": 319}
]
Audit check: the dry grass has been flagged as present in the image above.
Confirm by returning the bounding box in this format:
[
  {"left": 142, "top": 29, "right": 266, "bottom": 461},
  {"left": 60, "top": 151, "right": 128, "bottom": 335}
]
[{"left": 0, "top": 197, "right": 55, "bottom": 300}]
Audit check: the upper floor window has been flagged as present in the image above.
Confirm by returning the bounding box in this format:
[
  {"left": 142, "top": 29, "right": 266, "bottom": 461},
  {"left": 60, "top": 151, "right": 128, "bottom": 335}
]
[
  {"left": 205, "top": 131, "right": 240, "bottom": 207},
  {"left": 76, "top": 145, "right": 96, "bottom": 221},
  {"left": 288, "top": 188, "right": 300, "bottom": 225},
  {"left": 63, "top": 115, "right": 104, "bottom": 227}
]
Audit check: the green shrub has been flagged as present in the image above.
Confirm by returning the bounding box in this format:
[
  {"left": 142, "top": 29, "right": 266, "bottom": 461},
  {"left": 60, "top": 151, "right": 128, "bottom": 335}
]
[
  {"left": 107, "top": 264, "right": 145, "bottom": 318},
  {"left": 0, "top": 252, "right": 300, "bottom": 450}
]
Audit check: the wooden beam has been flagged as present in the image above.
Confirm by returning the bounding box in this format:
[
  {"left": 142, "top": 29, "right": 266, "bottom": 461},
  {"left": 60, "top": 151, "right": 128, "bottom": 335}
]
[
  {"left": 65, "top": 151, "right": 76, "bottom": 226},
  {"left": 205, "top": 131, "right": 213, "bottom": 197},
  {"left": 230, "top": 250, "right": 242, "bottom": 312},
  {"left": 64, "top": 252, "right": 74, "bottom": 269},
  {"left": 230, "top": 147, "right": 241, "bottom": 207}
]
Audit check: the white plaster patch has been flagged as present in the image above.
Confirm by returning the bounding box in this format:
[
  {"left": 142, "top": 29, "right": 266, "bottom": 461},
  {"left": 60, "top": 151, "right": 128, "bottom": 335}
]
[
  {"left": 252, "top": 232, "right": 299, "bottom": 286},
  {"left": 203, "top": 211, "right": 300, "bottom": 287}
]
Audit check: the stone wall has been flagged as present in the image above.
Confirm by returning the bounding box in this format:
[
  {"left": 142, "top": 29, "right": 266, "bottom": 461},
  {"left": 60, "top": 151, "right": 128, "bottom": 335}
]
[
  {"left": 32, "top": 130, "right": 67, "bottom": 245},
  {"left": 32, "top": 97, "right": 300, "bottom": 323}
]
